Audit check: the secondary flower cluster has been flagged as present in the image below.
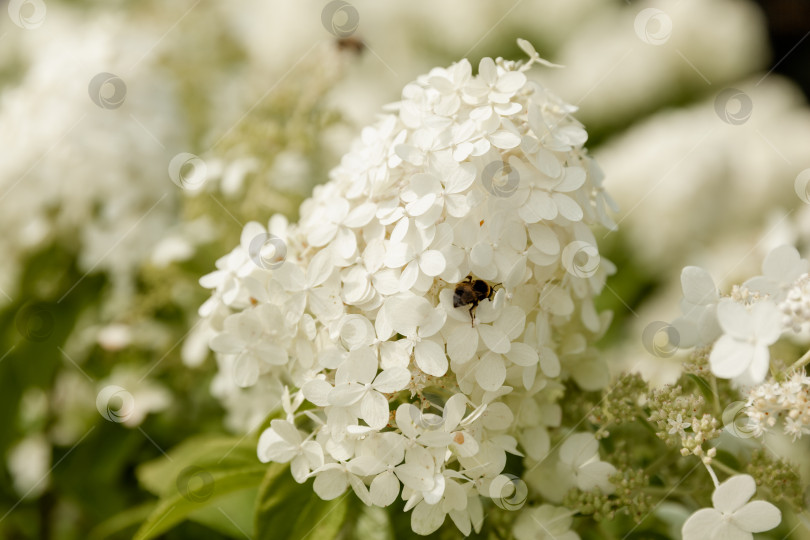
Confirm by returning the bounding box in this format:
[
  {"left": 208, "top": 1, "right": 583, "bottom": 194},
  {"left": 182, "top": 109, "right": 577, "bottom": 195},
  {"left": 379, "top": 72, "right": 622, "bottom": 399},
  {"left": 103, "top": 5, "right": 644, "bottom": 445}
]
[
  {"left": 672, "top": 245, "right": 810, "bottom": 385},
  {"left": 199, "top": 40, "right": 616, "bottom": 535},
  {"left": 744, "top": 370, "right": 810, "bottom": 440}
]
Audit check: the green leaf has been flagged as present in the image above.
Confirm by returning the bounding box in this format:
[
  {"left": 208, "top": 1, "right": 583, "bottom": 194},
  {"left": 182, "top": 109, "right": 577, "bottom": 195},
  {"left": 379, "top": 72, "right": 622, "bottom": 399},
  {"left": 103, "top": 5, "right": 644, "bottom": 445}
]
[
  {"left": 188, "top": 486, "right": 258, "bottom": 538},
  {"left": 685, "top": 373, "right": 714, "bottom": 402},
  {"left": 355, "top": 506, "right": 394, "bottom": 540},
  {"left": 134, "top": 465, "right": 266, "bottom": 540},
  {"left": 88, "top": 502, "right": 156, "bottom": 540},
  {"left": 254, "top": 465, "right": 350, "bottom": 540},
  {"left": 137, "top": 434, "right": 259, "bottom": 496},
  {"left": 133, "top": 433, "right": 266, "bottom": 540}
]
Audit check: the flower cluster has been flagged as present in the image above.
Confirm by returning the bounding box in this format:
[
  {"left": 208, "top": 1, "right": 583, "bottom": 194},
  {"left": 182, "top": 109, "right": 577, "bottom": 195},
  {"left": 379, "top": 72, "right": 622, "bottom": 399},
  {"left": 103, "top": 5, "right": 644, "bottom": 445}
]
[
  {"left": 672, "top": 245, "right": 810, "bottom": 385},
  {"left": 199, "top": 40, "right": 616, "bottom": 534},
  {"left": 744, "top": 370, "right": 810, "bottom": 440}
]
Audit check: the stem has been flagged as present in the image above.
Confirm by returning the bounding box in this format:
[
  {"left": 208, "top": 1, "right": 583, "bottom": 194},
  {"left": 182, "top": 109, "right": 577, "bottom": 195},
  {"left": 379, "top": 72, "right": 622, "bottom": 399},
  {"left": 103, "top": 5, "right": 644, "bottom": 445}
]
[
  {"left": 710, "top": 376, "right": 721, "bottom": 417},
  {"left": 711, "top": 460, "right": 740, "bottom": 477},
  {"left": 703, "top": 462, "right": 720, "bottom": 489},
  {"left": 598, "top": 519, "right": 618, "bottom": 540},
  {"left": 790, "top": 348, "right": 810, "bottom": 372},
  {"left": 636, "top": 415, "right": 658, "bottom": 436}
]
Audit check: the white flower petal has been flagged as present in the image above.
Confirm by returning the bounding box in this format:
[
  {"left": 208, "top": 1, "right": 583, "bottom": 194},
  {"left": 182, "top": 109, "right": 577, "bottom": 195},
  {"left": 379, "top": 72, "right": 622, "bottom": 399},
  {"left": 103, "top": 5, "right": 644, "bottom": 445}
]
[
  {"left": 313, "top": 468, "right": 348, "bottom": 500},
  {"left": 370, "top": 471, "right": 400, "bottom": 507},
  {"left": 447, "top": 325, "right": 479, "bottom": 363},
  {"left": 411, "top": 501, "right": 447, "bottom": 536},
  {"left": 373, "top": 367, "right": 411, "bottom": 393},
  {"left": 577, "top": 461, "right": 616, "bottom": 493},
  {"left": 709, "top": 335, "right": 754, "bottom": 379},
  {"left": 732, "top": 500, "right": 781, "bottom": 533},
  {"left": 559, "top": 432, "right": 598, "bottom": 467},
  {"left": 415, "top": 339, "right": 449, "bottom": 377},
  {"left": 361, "top": 391, "right": 390, "bottom": 430},
  {"left": 478, "top": 324, "right": 511, "bottom": 354},
  {"left": 505, "top": 342, "right": 538, "bottom": 367},
  {"left": 475, "top": 353, "right": 506, "bottom": 391},
  {"left": 682, "top": 508, "right": 723, "bottom": 540},
  {"left": 419, "top": 250, "right": 446, "bottom": 277},
  {"left": 713, "top": 474, "right": 756, "bottom": 514},
  {"left": 682, "top": 266, "right": 718, "bottom": 305}
]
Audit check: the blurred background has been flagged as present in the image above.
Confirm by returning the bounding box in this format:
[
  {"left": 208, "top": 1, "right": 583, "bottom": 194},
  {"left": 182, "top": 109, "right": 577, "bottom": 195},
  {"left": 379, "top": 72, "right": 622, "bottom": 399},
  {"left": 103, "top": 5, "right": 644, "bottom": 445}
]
[{"left": 0, "top": 0, "right": 809, "bottom": 538}]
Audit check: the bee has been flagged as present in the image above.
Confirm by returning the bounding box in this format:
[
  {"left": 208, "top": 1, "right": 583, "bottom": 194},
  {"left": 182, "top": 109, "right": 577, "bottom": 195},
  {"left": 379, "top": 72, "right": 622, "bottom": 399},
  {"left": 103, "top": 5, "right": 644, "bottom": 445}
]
[{"left": 453, "top": 275, "right": 498, "bottom": 325}]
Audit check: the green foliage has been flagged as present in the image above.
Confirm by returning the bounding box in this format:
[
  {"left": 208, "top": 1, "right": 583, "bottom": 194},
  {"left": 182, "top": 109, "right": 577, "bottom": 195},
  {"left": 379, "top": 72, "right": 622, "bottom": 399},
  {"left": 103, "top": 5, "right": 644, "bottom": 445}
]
[
  {"left": 133, "top": 435, "right": 266, "bottom": 540},
  {"left": 253, "top": 465, "right": 349, "bottom": 540}
]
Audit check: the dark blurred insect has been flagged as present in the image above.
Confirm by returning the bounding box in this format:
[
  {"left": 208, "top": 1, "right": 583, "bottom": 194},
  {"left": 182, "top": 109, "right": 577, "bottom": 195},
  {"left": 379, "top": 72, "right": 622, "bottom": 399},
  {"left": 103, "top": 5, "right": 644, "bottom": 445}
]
[
  {"left": 453, "top": 275, "right": 497, "bottom": 325},
  {"left": 335, "top": 36, "right": 365, "bottom": 55}
]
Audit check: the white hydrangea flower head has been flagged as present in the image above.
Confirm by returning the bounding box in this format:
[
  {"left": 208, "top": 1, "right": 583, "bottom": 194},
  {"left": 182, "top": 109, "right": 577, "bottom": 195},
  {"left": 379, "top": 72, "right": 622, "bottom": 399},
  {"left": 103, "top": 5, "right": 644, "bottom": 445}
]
[
  {"left": 681, "top": 474, "right": 781, "bottom": 540},
  {"left": 199, "top": 40, "right": 615, "bottom": 535}
]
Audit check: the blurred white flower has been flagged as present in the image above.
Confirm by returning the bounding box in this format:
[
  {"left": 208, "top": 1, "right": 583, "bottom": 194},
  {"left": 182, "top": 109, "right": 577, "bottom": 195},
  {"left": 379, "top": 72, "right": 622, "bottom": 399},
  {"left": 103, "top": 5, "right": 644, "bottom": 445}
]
[
  {"left": 710, "top": 299, "right": 781, "bottom": 383},
  {"left": 558, "top": 432, "right": 616, "bottom": 494},
  {"left": 98, "top": 367, "right": 172, "bottom": 428},
  {"left": 513, "top": 504, "right": 580, "bottom": 540},
  {"left": 7, "top": 434, "right": 51, "bottom": 499},
  {"left": 672, "top": 266, "right": 721, "bottom": 348},
  {"left": 682, "top": 474, "right": 780, "bottom": 540},
  {"left": 743, "top": 245, "right": 809, "bottom": 301}
]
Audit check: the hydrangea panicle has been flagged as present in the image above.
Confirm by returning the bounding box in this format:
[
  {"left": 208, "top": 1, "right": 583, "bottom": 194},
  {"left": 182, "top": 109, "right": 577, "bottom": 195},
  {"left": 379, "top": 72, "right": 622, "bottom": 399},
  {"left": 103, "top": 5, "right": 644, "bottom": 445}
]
[{"left": 198, "top": 40, "right": 616, "bottom": 535}]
